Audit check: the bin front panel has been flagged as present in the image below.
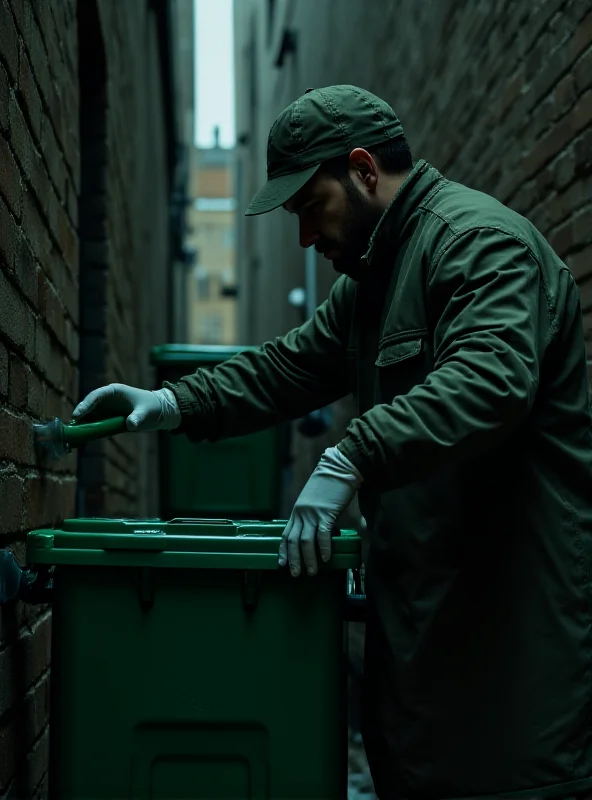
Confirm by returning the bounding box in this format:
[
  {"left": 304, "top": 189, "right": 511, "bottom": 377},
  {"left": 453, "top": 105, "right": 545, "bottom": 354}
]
[
  {"left": 32, "top": 520, "right": 360, "bottom": 799},
  {"left": 48, "top": 564, "right": 349, "bottom": 799}
]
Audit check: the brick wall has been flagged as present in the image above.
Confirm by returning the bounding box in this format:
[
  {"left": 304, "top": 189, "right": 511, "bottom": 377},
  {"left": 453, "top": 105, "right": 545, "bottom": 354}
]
[
  {"left": 0, "top": 0, "right": 175, "bottom": 795},
  {"left": 235, "top": 0, "right": 592, "bottom": 509},
  {"left": 76, "top": 0, "right": 172, "bottom": 518},
  {"left": 0, "top": 1, "right": 78, "bottom": 792}
]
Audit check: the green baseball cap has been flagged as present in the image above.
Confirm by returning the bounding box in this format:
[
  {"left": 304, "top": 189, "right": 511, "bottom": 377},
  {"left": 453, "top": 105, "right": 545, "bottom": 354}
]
[{"left": 245, "top": 84, "right": 405, "bottom": 216}]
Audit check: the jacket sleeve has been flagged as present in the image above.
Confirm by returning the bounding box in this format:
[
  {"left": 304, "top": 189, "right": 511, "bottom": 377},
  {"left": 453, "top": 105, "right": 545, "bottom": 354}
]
[
  {"left": 338, "top": 228, "right": 552, "bottom": 489},
  {"left": 163, "top": 275, "right": 354, "bottom": 442}
]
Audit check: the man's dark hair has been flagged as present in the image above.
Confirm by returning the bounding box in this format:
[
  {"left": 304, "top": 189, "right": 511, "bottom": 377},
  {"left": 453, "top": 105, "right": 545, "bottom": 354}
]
[{"left": 320, "top": 137, "right": 413, "bottom": 180}]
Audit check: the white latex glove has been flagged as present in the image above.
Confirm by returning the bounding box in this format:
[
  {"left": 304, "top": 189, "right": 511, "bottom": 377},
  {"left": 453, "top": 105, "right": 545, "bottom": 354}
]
[
  {"left": 279, "top": 445, "right": 364, "bottom": 577},
  {"left": 72, "top": 383, "right": 182, "bottom": 432}
]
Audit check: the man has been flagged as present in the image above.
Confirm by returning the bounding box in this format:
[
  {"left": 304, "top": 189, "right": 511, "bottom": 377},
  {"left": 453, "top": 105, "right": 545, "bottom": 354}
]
[{"left": 73, "top": 85, "right": 592, "bottom": 799}]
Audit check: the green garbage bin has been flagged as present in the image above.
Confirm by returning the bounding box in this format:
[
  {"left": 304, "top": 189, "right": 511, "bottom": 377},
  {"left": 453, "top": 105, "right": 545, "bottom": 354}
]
[
  {"left": 150, "top": 345, "right": 287, "bottom": 520},
  {"left": 28, "top": 517, "right": 361, "bottom": 800}
]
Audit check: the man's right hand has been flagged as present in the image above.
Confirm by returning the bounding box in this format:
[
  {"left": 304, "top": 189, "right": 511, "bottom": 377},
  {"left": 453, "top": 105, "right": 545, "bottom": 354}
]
[{"left": 72, "top": 384, "right": 182, "bottom": 432}]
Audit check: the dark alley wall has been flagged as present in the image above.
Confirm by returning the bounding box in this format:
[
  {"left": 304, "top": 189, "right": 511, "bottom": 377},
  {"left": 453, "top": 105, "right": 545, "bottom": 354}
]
[{"left": 0, "top": 1, "right": 175, "bottom": 795}]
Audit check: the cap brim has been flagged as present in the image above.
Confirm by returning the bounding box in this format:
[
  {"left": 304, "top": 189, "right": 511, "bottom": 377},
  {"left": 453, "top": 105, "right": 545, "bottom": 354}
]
[{"left": 245, "top": 163, "right": 321, "bottom": 216}]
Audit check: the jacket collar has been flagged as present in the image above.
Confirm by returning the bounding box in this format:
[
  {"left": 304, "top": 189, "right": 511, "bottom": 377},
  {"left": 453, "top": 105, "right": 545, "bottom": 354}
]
[{"left": 362, "top": 160, "right": 445, "bottom": 268}]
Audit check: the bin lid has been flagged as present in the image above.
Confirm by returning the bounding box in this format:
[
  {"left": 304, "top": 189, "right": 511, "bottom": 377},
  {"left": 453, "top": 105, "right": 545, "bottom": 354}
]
[
  {"left": 150, "top": 344, "right": 256, "bottom": 367},
  {"left": 26, "top": 518, "right": 361, "bottom": 570}
]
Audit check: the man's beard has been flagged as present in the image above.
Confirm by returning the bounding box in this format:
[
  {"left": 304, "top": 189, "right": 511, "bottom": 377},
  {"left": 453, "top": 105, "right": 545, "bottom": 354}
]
[{"left": 327, "top": 178, "right": 384, "bottom": 281}]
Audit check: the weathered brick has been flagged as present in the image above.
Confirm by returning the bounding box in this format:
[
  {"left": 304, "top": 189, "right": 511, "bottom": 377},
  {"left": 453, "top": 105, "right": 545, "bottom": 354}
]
[
  {"left": 34, "top": 323, "right": 63, "bottom": 390},
  {"left": 43, "top": 280, "right": 66, "bottom": 348},
  {"left": 44, "top": 80, "right": 66, "bottom": 163},
  {"left": 65, "top": 124, "right": 80, "bottom": 195},
  {"left": 0, "top": 193, "right": 18, "bottom": 275},
  {"left": 575, "top": 45, "right": 592, "bottom": 96},
  {"left": 520, "top": 0, "right": 564, "bottom": 61},
  {"left": 21, "top": 191, "right": 51, "bottom": 270},
  {"left": 21, "top": 143, "right": 52, "bottom": 229},
  {"left": 36, "top": 268, "right": 46, "bottom": 317},
  {"left": 573, "top": 206, "right": 592, "bottom": 246},
  {"left": 8, "top": 93, "right": 36, "bottom": 182},
  {"left": 509, "top": 179, "right": 538, "bottom": 216},
  {"left": 21, "top": 615, "right": 52, "bottom": 697},
  {"left": 0, "top": 134, "right": 22, "bottom": 220},
  {"left": 578, "top": 275, "right": 592, "bottom": 312},
  {"left": 552, "top": 147, "right": 576, "bottom": 191},
  {"left": 64, "top": 319, "right": 78, "bottom": 364},
  {"left": 553, "top": 73, "right": 577, "bottom": 120},
  {"left": 571, "top": 88, "right": 592, "bottom": 133},
  {"left": 548, "top": 6, "right": 573, "bottom": 50},
  {"left": 0, "top": 340, "right": 8, "bottom": 396},
  {"left": 29, "top": 1, "right": 56, "bottom": 71},
  {"left": 24, "top": 727, "right": 49, "bottom": 798},
  {"left": 15, "top": 234, "right": 39, "bottom": 308},
  {"left": 33, "top": 771, "right": 49, "bottom": 800},
  {"left": 48, "top": 254, "right": 78, "bottom": 327},
  {"left": 575, "top": 127, "right": 592, "bottom": 173},
  {"left": 17, "top": 48, "right": 42, "bottom": 147},
  {"left": 549, "top": 219, "right": 575, "bottom": 257},
  {"left": 0, "top": 63, "right": 9, "bottom": 134},
  {"left": 63, "top": 356, "right": 78, "bottom": 404},
  {"left": 40, "top": 117, "right": 66, "bottom": 200},
  {"left": 8, "top": 0, "right": 30, "bottom": 39},
  {"left": 27, "top": 470, "right": 76, "bottom": 520},
  {"left": 65, "top": 176, "right": 77, "bottom": 229},
  {"left": 25, "top": 13, "right": 51, "bottom": 120},
  {"left": 567, "top": 245, "right": 592, "bottom": 282},
  {"left": 26, "top": 368, "right": 44, "bottom": 417},
  {"left": 570, "top": 8, "right": 592, "bottom": 62},
  {"left": 493, "top": 69, "right": 524, "bottom": 124},
  {"left": 0, "top": 720, "right": 16, "bottom": 791},
  {"left": 526, "top": 39, "right": 569, "bottom": 113},
  {"left": 8, "top": 354, "right": 28, "bottom": 410},
  {"left": 0, "top": 470, "right": 24, "bottom": 533},
  {"left": 54, "top": 197, "right": 78, "bottom": 271},
  {"left": 0, "top": 0, "right": 19, "bottom": 85},
  {"left": 0, "top": 270, "right": 31, "bottom": 357},
  {"left": 0, "top": 406, "right": 33, "bottom": 464},
  {"left": 0, "top": 614, "right": 52, "bottom": 725},
  {"left": 546, "top": 177, "right": 591, "bottom": 228},
  {"left": 24, "top": 675, "right": 50, "bottom": 756},
  {"left": 522, "top": 115, "right": 572, "bottom": 181}
]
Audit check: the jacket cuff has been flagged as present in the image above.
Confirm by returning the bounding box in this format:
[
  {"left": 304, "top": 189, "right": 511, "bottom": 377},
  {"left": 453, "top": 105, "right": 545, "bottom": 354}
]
[
  {"left": 161, "top": 380, "right": 205, "bottom": 439},
  {"left": 336, "top": 437, "right": 370, "bottom": 480}
]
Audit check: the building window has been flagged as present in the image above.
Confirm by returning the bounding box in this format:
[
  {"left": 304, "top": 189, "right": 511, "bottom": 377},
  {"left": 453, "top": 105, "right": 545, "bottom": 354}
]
[
  {"left": 199, "top": 312, "right": 223, "bottom": 343},
  {"left": 223, "top": 227, "right": 235, "bottom": 249},
  {"left": 195, "top": 265, "right": 211, "bottom": 300},
  {"left": 219, "top": 267, "right": 235, "bottom": 292},
  {"left": 194, "top": 197, "right": 236, "bottom": 212}
]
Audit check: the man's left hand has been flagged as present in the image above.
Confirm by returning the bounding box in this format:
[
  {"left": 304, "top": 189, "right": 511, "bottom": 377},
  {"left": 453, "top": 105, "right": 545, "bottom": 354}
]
[{"left": 279, "top": 445, "right": 364, "bottom": 577}]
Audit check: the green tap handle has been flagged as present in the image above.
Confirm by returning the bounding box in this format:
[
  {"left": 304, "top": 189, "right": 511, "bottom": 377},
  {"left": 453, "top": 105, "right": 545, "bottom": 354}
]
[{"left": 63, "top": 416, "right": 128, "bottom": 447}]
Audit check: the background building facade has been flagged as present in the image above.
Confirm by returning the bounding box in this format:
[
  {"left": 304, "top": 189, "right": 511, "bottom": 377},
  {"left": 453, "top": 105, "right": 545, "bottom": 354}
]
[{"left": 185, "top": 130, "right": 237, "bottom": 345}]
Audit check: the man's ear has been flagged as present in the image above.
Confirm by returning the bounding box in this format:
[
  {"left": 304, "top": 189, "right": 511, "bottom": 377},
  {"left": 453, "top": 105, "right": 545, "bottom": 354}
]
[{"left": 348, "top": 148, "right": 378, "bottom": 192}]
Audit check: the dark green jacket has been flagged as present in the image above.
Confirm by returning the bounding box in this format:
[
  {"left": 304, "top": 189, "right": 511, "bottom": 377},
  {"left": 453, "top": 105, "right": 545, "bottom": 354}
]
[{"left": 168, "top": 161, "right": 592, "bottom": 800}]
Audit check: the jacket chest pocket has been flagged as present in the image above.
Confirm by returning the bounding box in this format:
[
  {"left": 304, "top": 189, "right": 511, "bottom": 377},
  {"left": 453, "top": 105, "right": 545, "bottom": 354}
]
[{"left": 375, "top": 334, "right": 431, "bottom": 401}]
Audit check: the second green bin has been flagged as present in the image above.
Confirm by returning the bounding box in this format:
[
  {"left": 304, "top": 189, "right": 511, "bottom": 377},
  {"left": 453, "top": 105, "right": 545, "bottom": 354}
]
[{"left": 150, "top": 344, "right": 287, "bottom": 520}]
